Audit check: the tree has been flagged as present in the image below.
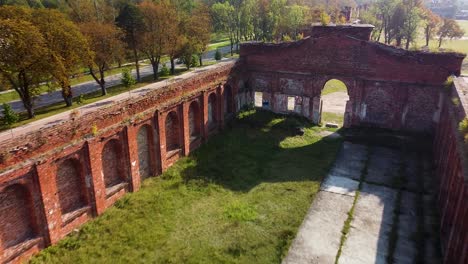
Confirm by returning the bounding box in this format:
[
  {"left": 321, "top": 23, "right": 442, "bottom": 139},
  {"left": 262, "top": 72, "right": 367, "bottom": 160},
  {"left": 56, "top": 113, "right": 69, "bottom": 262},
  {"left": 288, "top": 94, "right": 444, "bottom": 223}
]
[
  {"left": 421, "top": 8, "right": 441, "bottom": 46},
  {"left": 438, "top": 19, "right": 465, "bottom": 48},
  {"left": 80, "top": 22, "right": 125, "bottom": 95},
  {"left": 187, "top": 3, "right": 211, "bottom": 66},
  {"left": 212, "top": 2, "right": 236, "bottom": 55},
  {"left": 0, "top": 8, "right": 49, "bottom": 119},
  {"left": 32, "top": 9, "right": 91, "bottom": 106},
  {"left": 401, "top": 2, "right": 422, "bottom": 50},
  {"left": 139, "top": 1, "right": 172, "bottom": 80},
  {"left": 116, "top": 4, "right": 144, "bottom": 81},
  {"left": 1, "top": 103, "right": 19, "bottom": 127},
  {"left": 164, "top": 2, "right": 183, "bottom": 75},
  {"left": 121, "top": 68, "right": 136, "bottom": 90}
]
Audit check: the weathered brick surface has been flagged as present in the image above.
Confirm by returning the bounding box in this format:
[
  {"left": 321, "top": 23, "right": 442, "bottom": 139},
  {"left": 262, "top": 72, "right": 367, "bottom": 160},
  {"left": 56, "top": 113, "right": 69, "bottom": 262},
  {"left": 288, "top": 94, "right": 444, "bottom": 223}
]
[
  {"left": 433, "top": 78, "right": 468, "bottom": 264},
  {"left": 241, "top": 25, "right": 465, "bottom": 132},
  {"left": 0, "top": 26, "right": 467, "bottom": 263}
]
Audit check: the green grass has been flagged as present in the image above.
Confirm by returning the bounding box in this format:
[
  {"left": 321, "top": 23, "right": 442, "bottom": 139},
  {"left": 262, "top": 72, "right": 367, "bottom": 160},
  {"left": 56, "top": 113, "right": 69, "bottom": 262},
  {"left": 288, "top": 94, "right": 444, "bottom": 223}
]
[
  {"left": 208, "top": 40, "right": 231, "bottom": 51},
  {"left": 322, "top": 112, "right": 345, "bottom": 126},
  {"left": 456, "top": 20, "right": 468, "bottom": 37},
  {"left": 30, "top": 110, "right": 342, "bottom": 264},
  {"left": 0, "top": 68, "right": 188, "bottom": 131},
  {"left": 322, "top": 79, "right": 347, "bottom": 95}
]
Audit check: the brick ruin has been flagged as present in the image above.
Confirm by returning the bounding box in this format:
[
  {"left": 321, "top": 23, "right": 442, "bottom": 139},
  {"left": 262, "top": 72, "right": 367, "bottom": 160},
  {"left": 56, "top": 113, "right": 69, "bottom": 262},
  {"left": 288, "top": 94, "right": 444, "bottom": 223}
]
[{"left": 0, "top": 25, "right": 466, "bottom": 263}]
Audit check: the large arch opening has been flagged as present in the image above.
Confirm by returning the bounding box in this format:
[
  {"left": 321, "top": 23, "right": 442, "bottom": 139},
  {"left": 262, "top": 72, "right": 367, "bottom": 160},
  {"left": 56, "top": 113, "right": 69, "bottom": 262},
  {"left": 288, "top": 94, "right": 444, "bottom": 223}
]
[
  {"left": 56, "top": 159, "right": 87, "bottom": 215},
  {"left": 102, "top": 139, "right": 126, "bottom": 189},
  {"left": 188, "top": 101, "right": 201, "bottom": 141},
  {"left": 208, "top": 93, "right": 217, "bottom": 129},
  {"left": 0, "top": 184, "right": 37, "bottom": 249},
  {"left": 137, "top": 125, "right": 153, "bottom": 180},
  {"left": 165, "top": 111, "right": 181, "bottom": 152},
  {"left": 320, "top": 79, "right": 349, "bottom": 127}
]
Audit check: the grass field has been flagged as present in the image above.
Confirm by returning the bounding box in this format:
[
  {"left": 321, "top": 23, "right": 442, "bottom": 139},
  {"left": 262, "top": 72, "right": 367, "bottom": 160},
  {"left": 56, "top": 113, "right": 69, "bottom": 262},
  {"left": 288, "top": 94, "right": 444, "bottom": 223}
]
[
  {"left": 456, "top": 20, "right": 468, "bottom": 37},
  {"left": 30, "top": 110, "right": 342, "bottom": 264}
]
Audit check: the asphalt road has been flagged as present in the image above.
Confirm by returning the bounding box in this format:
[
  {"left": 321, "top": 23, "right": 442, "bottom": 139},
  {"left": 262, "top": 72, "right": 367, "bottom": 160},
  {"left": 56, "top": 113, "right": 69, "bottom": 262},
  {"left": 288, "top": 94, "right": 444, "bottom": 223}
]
[{"left": 4, "top": 45, "right": 232, "bottom": 114}]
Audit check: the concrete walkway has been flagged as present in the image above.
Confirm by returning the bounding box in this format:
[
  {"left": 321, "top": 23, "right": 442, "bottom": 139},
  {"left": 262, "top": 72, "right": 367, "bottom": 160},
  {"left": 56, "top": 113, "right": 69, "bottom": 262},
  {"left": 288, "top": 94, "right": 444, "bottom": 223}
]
[
  {"left": 0, "top": 58, "right": 236, "bottom": 144},
  {"left": 283, "top": 141, "right": 442, "bottom": 264}
]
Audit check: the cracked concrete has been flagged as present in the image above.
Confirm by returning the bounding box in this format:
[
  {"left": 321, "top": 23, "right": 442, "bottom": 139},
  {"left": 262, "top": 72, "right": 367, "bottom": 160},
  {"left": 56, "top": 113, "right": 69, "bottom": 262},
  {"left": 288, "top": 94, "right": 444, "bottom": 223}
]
[{"left": 283, "top": 141, "right": 442, "bottom": 264}]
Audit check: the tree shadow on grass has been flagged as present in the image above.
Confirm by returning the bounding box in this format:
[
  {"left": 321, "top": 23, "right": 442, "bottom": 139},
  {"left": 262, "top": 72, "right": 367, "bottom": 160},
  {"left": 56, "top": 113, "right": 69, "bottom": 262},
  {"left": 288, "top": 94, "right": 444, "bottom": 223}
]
[{"left": 179, "top": 109, "right": 344, "bottom": 193}]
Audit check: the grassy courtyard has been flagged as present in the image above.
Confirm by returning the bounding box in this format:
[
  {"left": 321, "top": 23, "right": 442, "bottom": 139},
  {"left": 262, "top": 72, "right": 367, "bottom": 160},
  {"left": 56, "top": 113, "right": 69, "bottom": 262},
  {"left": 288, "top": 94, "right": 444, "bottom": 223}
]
[{"left": 31, "top": 110, "right": 342, "bottom": 264}]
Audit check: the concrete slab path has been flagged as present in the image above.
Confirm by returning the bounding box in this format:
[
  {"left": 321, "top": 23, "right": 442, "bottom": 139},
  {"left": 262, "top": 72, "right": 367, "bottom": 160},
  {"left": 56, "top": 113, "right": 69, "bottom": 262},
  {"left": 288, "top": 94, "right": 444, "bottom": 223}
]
[{"left": 283, "top": 142, "right": 443, "bottom": 264}]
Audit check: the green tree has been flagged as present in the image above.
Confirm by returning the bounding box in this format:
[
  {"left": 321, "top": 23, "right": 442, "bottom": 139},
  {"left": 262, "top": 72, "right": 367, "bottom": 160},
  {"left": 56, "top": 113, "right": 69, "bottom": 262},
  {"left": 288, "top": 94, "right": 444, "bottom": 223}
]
[
  {"left": 0, "top": 8, "right": 49, "bottom": 118},
  {"left": 438, "top": 19, "right": 465, "bottom": 47},
  {"left": 80, "top": 21, "right": 125, "bottom": 95},
  {"left": 2, "top": 103, "right": 19, "bottom": 127},
  {"left": 116, "top": 4, "right": 144, "bottom": 81},
  {"left": 121, "top": 68, "right": 136, "bottom": 90},
  {"left": 32, "top": 8, "right": 91, "bottom": 106}
]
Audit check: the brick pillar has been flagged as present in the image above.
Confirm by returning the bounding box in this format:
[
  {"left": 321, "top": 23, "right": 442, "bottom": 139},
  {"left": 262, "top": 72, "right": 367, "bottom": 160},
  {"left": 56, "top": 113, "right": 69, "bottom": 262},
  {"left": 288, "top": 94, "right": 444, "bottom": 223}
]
[
  {"left": 35, "top": 161, "right": 61, "bottom": 244},
  {"left": 202, "top": 91, "right": 209, "bottom": 139},
  {"left": 218, "top": 86, "right": 225, "bottom": 129},
  {"left": 86, "top": 140, "right": 107, "bottom": 215},
  {"left": 157, "top": 111, "right": 169, "bottom": 171},
  {"left": 126, "top": 125, "right": 141, "bottom": 192},
  {"left": 182, "top": 101, "right": 191, "bottom": 156}
]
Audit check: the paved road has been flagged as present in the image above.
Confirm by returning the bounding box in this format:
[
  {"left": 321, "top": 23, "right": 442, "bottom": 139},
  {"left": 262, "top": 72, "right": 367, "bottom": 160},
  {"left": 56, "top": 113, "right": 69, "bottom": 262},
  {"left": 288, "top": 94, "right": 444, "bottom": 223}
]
[
  {"left": 3, "top": 45, "right": 232, "bottom": 114},
  {"left": 0, "top": 58, "right": 236, "bottom": 144}
]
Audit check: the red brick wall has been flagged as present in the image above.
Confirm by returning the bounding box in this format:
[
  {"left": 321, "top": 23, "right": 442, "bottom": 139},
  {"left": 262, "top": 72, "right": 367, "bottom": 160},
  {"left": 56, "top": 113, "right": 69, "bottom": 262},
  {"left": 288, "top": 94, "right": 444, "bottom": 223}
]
[
  {"left": 433, "top": 79, "right": 468, "bottom": 264},
  {"left": 240, "top": 25, "right": 465, "bottom": 132},
  {"left": 56, "top": 159, "right": 86, "bottom": 214},
  {"left": 0, "top": 61, "right": 241, "bottom": 263}
]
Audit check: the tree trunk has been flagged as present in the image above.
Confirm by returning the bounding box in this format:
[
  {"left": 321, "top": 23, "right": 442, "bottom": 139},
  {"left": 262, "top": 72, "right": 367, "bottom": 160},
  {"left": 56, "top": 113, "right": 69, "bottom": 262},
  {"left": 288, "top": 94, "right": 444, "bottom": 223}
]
[
  {"left": 199, "top": 53, "right": 203, "bottom": 66},
  {"left": 62, "top": 87, "right": 73, "bottom": 107},
  {"left": 22, "top": 92, "right": 34, "bottom": 119},
  {"left": 230, "top": 37, "right": 234, "bottom": 56},
  {"left": 405, "top": 38, "right": 410, "bottom": 50},
  {"left": 133, "top": 48, "right": 140, "bottom": 82},
  {"left": 151, "top": 61, "right": 159, "bottom": 80},
  {"left": 425, "top": 26, "right": 430, "bottom": 46},
  {"left": 99, "top": 69, "right": 106, "bottom": 96},
  {"left": 170, "top": 58, "right": 175, "bottom": 75},
  {"left": 439, "top": 37, "right": 443, "bottom": 48}
]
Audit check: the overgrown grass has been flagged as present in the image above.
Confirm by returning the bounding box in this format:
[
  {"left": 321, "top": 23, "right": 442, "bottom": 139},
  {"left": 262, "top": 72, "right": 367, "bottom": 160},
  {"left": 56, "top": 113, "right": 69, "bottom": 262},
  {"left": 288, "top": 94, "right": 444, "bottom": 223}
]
[
  {"left": 322, "top": 112, "right": 345, "bottom": 126},
  {"left": 30, "top": 110, "right": 342, "bottom": 264}
]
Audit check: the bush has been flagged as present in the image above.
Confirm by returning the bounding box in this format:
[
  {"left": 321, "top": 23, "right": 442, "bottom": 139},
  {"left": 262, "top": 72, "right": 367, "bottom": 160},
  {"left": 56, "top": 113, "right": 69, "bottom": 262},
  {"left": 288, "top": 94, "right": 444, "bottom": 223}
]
[
  {"left": 191, "top": 54, "right": 199, "bottom": 67},
  {"left": 121, "top": 68, "right": 136, "bottom": 89},
  {"left": 320, "top": 11, "right": 331, "bottom": 26},
  {"left": 2, "top": 103, "right": 19, "bottom": 127},
  {"left": 160, "top": 64, "right": 170, "bottom": 76},
  {"left": 215, "top": 49, "right": 222, "bottom": 61}
]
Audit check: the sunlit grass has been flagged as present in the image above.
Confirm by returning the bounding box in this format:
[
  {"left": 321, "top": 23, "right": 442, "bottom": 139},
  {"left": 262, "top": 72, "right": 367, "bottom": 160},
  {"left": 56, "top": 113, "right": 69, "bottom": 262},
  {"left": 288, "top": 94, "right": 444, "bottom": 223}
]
[{"left": 30, "top": 110, "right": 342, "bottom": 264}]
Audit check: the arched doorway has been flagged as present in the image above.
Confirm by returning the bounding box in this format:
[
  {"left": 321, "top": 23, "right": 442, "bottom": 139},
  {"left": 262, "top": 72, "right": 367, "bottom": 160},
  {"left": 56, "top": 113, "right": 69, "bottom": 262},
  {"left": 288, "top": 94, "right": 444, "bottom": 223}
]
[
  {"left": 188, "top": 101, "right": 201, "bottom": 141},
  {"left": 165, "top": 111, "right": 181, "bottom": 152},
  {"left": 102, "top": 139, "right": 126, "bottom": 189},
  {"left": 320, "top": 79, "right": 349, "bottom": 127},
  {"left": 208, "top": 93, "right": 217, "bottom": 129},
  {"left": 56, "top": 159, "right": 87, "bottom": 215},
  {"left": 137, "top": 125, "right": 153, "bottom": 180},
  {"left": 0, "top": 184, "right": 37, "bottom": 249}
]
